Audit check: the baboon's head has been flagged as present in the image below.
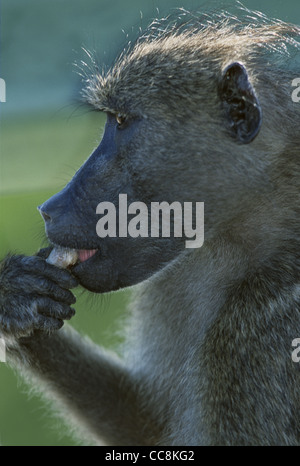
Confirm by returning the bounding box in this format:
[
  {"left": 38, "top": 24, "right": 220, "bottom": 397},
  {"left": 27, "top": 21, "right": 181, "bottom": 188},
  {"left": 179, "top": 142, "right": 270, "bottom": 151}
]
[{"left": 39, "top": 9, "right": 300, "bottom": 292}]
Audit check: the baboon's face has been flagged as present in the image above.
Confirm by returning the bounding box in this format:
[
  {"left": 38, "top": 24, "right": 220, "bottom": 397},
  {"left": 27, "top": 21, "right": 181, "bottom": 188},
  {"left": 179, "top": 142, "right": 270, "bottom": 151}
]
[
  {"left": 39, "top": 111, "right": 189, "bottom": 292},
  {"left": 39, "top": 58, "right": 262, "bottom": 293}
]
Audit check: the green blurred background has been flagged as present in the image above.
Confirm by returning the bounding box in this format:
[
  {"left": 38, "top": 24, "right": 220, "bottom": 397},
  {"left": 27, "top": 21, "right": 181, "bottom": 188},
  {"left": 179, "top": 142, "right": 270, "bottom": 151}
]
[{"left": 0, "top": 0, "right": 299, "bottom": 446}]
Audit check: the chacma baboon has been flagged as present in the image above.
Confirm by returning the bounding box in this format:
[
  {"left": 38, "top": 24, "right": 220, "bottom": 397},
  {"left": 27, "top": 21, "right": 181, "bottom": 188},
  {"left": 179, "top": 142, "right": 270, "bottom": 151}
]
[{"left": 0, "top": 8, "right": 300, "bottom": 446}]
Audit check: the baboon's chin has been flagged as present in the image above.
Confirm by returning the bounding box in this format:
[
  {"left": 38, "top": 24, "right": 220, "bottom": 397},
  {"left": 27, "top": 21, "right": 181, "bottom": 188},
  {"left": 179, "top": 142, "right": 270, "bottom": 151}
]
[
  {"left": 52, "top": 236, "right": 184, "bottom": 293},
  {"left": 71, "top": 251, "right": 109, "bottom": 293}
]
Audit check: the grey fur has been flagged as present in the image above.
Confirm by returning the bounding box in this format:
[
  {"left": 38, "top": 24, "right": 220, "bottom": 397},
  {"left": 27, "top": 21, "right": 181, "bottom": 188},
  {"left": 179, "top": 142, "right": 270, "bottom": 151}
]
[{"left": 1, "top": 9, "right": 300, "bottom": 445}]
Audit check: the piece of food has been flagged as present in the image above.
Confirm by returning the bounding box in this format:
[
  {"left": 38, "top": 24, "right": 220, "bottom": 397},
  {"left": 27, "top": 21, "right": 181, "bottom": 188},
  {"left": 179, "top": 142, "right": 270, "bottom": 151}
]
[{"left": 46, "top": 247, "right": 78, "bottom": 269}]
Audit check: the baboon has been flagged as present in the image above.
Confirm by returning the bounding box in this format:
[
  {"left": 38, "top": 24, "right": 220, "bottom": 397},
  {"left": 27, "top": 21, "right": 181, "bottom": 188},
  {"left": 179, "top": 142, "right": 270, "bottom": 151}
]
[{"left": 0, "top": 8, "right": 300, "bottom": 446}]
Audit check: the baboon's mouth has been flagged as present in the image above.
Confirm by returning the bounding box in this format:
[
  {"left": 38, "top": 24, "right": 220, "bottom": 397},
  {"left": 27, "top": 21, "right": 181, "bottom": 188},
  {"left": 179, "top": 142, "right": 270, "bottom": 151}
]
[
  {"left": 77, "top": 249, "right": 98, "bottom": 263},
  {"left": 47, "top": 244, "right": 99, "bottom": 268}
]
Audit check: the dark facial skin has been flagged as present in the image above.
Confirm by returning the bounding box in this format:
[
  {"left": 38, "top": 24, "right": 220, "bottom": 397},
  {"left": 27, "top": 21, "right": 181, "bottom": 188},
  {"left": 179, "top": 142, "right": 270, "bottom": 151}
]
[
  {"left": 39, "top": 62, "right": 261, "bottom": 293},
  {"left": 39, "top": 113, "right": 186, "bottom": 293}
]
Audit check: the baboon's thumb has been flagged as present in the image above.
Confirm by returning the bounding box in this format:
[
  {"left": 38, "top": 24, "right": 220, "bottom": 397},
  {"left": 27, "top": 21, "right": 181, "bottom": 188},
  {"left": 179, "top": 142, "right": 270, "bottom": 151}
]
[{"left": 36, "top": 247, "right": 52, "bottom": 259}]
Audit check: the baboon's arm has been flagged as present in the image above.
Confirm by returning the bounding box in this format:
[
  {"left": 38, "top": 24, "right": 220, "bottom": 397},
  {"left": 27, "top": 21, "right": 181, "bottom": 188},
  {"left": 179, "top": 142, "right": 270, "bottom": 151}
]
[
  {"left": 8, "top": 327, "right": 161, "bottom": 446},
  {"left": 0, "top": 254, "right": 161, "bottom": 445}
]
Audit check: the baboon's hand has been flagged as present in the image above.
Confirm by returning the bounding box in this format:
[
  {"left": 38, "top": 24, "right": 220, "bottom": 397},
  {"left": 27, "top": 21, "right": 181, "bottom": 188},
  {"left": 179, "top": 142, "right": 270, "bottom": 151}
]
[{"left": 0, "top": 252, "right": 78, "bottom": 339}]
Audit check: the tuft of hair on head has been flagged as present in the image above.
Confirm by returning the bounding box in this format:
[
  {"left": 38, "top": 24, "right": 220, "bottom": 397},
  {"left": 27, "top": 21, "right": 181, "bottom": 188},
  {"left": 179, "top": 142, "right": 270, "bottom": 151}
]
[{"left": 79, "top": 4, "right": 300, "bottom": 118}]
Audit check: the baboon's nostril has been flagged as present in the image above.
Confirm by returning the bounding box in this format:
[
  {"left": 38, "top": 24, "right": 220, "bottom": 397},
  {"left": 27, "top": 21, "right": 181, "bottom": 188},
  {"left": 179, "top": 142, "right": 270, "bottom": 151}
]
[{"left": 38, "top": 206, "right": 52, "bottom": 222}]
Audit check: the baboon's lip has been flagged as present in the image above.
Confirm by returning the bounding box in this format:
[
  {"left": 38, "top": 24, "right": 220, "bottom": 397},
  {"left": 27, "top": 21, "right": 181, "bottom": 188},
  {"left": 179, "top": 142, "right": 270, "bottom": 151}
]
[
  {"left": 77, "top": 249, "right": 98, "bottom": 263},
  {"left": 47, "top": 245, "right": 99, "bottom": 268}
]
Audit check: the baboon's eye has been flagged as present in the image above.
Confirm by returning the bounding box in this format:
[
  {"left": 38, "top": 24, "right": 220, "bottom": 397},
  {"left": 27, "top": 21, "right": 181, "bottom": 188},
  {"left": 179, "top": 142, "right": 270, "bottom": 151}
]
[{"left": 116, "top": 113, "right": 127, "bottom": 128}]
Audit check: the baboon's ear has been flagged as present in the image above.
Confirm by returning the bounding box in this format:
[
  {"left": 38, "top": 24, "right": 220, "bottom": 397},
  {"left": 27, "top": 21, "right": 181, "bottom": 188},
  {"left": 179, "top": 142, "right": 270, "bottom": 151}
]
[{"left": 218, "top": 62, "right": 262, "bottom": 143}]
